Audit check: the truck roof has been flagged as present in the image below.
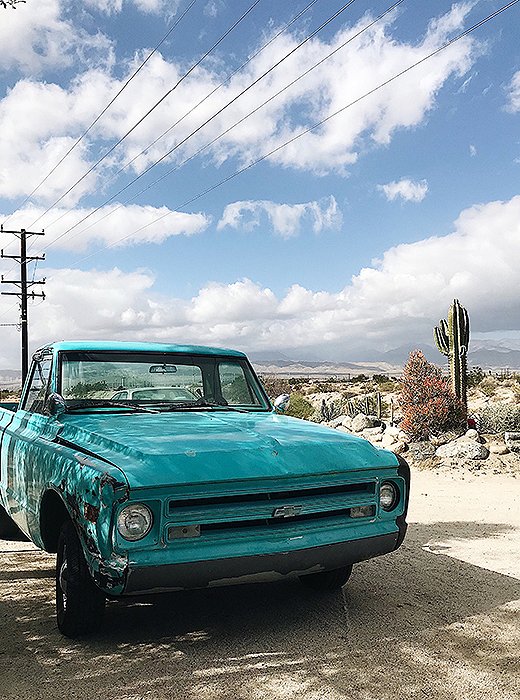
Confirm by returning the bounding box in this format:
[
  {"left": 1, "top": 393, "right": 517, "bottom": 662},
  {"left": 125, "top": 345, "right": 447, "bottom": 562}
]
[{"left": 35, "top": 340, "right": 247, "bottom": 358}]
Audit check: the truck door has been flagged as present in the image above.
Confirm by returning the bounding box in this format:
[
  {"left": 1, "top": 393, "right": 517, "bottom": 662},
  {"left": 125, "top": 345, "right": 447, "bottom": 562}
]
[{"left": 1, "top": 354, "right": 54, "bottom": 533}]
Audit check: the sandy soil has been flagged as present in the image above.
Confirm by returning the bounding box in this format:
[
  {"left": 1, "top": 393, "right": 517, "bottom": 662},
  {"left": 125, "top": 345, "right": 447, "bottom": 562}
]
[{"left": 1, "top": 466, "right": 519, "bottom": 700}]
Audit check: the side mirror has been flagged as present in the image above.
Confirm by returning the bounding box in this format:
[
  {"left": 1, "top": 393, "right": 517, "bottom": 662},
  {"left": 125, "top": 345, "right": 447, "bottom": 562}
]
[
  {"left": 45, "top": 393, "right": 67, "bottom": 418},
  {"left": 273, "top": 394, "right": 290, "bottom": 414}
]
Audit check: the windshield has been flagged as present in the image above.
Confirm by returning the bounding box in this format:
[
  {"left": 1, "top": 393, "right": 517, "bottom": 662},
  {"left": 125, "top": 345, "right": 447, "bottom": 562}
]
[{"left": 59, "top": 351, "right": 269, "bottom": 412}]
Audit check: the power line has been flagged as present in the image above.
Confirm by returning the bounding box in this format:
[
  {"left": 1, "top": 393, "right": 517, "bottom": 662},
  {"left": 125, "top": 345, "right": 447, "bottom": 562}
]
[
  {"left": 59, "top": 0, "right": 520, "bottom": 267},
  {"left": 41, "top": 0, "right": 359, "bottom": 248},
  {"left": 111, "top": 0, "right": 321, "bottom": 183},
  {"left": 26, "top": 0, "right": 264, "bottom": 230},
  {"left": 45, "top": 0, "right": 404, "bottom": 251},
  {"left": 1, "top": 0, "right": 198, "bottom": 229},
  {"left": 35, "top": 0, "right": 322, "bottom": 243}
]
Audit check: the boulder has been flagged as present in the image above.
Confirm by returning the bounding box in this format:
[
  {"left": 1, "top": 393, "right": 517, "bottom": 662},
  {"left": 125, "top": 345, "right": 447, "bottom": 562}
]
[
  {"left": 464, "top": 429, "right": 482, "bottom": 443},
  {"left": 329, "top": 415, "right": 349, "bottom": 429},
  {"left": 488, "top": 442, "right": 509, "bottom": 455},
  {"left": 363, "top": 426, "right": 384, "bottom": 437},
  {"left": 407, "top": 441, "right": 436, "bottom": 460},
  {"left": 392, "top": 441, "right": 408, "bottom": 455},
  {"left": 381, "top": 433, "right": 398, "bottom": 448},
  {"left": 351, "top": 413, "right": 380, "bottom": 432},
  {"left": 384, "top": 426, "right": 401, "bottom": 438},
  {"left": 435, "top": 440, "right": 489, "bottom": 460},
  {"left": 364, "top": 431, "right": 383, "bottom": 443},
  {"left": 335, "top": 425, "right": 352, "bottom": 434},
  {"left": 505, "top": 432, "right": 520, "bottom": 453}
]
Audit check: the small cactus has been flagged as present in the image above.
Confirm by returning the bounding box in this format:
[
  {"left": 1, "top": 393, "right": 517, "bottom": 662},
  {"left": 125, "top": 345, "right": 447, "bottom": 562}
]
[{"left": 434, "top": 299, "right": 470, "bottom": 408}]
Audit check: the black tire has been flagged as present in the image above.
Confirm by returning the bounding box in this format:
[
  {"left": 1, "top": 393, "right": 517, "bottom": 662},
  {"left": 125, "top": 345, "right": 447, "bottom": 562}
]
[
  {"left": 0, "top": 504, "right": 27, "bottom": 540},
  {"left": 299, "top": 564, "right": 353, "bottom": 591},
  {"left": 56, "top": 520, "right": 105, "bottom": 638}
]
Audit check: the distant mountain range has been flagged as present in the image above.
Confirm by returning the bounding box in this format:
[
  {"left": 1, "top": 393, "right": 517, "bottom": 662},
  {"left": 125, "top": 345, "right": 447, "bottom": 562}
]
[
  {"left": 1, "top": 340, "right": 519, "bottom": 388},
  {"left": 250, "top": 340, "right": 520, "bottom": 376},
  {"left": 0, "top": 370, "right": 22, "bottom": 390}
]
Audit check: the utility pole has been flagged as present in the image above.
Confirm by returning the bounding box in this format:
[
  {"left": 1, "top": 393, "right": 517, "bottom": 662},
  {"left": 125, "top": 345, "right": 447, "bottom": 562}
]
[{"left": 1, "top": 227, "right": 46, "bottom": 386}]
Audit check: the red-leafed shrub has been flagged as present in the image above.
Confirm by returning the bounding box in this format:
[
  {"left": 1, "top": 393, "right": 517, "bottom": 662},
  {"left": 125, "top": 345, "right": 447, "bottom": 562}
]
[{"left": 400, "top": 350, "right": 466, "bottom": 441}]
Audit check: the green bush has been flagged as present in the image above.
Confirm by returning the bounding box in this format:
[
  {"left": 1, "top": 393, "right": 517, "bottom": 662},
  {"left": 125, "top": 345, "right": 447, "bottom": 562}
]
[
  {"left": 477, "top": 404, "right": 520, "bottom": 433},
  {"left": 286, "top": 392, "right": 314, "bottom": 420},
  {"left": 400, "top": 350, "right": 466, "bottom": 441}
]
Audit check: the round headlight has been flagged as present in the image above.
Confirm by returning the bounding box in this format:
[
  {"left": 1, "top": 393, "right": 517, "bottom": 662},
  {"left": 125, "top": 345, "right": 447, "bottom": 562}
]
[
  {"left": 117, "top": 503, "right": 153, "bottom": 541},
  {"left": 379, "top": 482, "right": 398, "bottom": 511}
]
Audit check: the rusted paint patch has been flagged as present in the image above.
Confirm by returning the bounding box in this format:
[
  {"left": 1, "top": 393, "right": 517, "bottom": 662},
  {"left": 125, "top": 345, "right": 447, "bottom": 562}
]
[{"left": 84, "top": 502, "right": 100, "bottom": 523}]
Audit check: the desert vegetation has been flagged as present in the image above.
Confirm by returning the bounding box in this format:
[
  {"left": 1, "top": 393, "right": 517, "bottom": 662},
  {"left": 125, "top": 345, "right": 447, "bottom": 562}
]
[{"left": 260, "top": 357, "right": 520, "bottom": 473}]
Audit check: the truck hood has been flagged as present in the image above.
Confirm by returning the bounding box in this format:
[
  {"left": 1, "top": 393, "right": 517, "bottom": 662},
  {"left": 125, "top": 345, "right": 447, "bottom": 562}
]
[{"left": 57, "top": 411, "right": 397, "bottom": 489}]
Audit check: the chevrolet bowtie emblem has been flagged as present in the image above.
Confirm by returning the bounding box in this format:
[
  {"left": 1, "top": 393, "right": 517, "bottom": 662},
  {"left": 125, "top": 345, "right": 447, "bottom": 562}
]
[{"left": 272, "top": 505, "right": 303, "bottom": 518}]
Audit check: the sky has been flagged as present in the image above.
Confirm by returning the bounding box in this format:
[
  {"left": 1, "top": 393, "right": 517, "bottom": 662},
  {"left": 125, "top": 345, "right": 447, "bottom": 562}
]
[{"left": 0, "top": 0, "right": 519, "bottom": 368}]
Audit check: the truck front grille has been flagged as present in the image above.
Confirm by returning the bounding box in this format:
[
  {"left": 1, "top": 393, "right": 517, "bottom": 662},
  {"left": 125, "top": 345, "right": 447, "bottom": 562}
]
[{"left": 166, "top": 478, "right": 377, "bottom": 541}]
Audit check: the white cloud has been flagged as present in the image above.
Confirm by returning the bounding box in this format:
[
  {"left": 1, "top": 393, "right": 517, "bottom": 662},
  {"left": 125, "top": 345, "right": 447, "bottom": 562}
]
[
  {"left": 1, "top": 192, "right": 518, "bottom": 367},
  {"left": 131, "top": 0, "right": 180, "bottom": 14},
  {"left": 378, "top": 179, "right": 429, "bottom": 203},
  {"left": 83, "top": 0, "right": 123, "bottom": 13},
  {"left": 217, "top": 196, "right": 342, "bottom": 238},
  {"left": 204, "top": 1, "right": 225, "bottom": 18},
  {"left": 506, "top": 70, "right": 520, "bottom": 112},
  {"left": 81, "top": 0, "right": 180, "bottom": 14},
  {"left": 0, "top": 3, "right": 478, "bottom": 204},
  {"left": 0, "top": 203, "right": 210, "bottom": 251},
  {"left": 469, "top": 144, "right": 477, "bottom": 157},
  {"left": 0, "top": 0, "right": 113, "bottom": 74}
]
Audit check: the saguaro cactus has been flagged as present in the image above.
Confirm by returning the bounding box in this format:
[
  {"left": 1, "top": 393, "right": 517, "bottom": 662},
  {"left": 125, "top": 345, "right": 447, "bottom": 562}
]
[{"left": 434, "top": 299, "right": 470, "bottom": 408}]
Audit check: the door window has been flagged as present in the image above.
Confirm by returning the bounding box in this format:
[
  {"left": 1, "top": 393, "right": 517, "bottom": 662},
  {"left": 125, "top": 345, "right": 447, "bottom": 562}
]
[
  {"left": 218, "top": 362, "right": 260, "bottom": 406},
  {"left": 22, "top": 357, "right": 52, "bottom": 414}
]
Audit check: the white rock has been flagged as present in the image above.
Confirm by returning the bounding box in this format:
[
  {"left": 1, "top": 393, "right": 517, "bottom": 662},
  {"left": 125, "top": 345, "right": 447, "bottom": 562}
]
[
  {"left": 505, "top": 432, "right": 520, "bottom": 453},
  {"left": 384, "top": 426, "right": 401, "bottom": 438},
  {"left": 329, "top": 415, "right": 349, "bottom": 428},
  {"left": 488, "top": 442, "right": 509, "bottom": 455},
  {"left": 435, "top": 440, "right": 489, "bottom": 460},
  {"left": 363, "top": 426, "right": 384, "bottom": 437},
  {"left": 381, "top": 433, "right": 398, "bottom": 448},
  {"left": 336, "top": 425, "right": 352, "bottom": 434},
  {"left": 464, "top": 429, "right": 481, "bottom": 442},
  {"left": 352, "top": 413, "right": 379, "bottom": 432}
]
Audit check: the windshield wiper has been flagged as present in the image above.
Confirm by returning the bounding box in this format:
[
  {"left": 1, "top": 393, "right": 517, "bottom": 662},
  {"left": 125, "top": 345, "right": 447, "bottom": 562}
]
[
  {"left": 202, "top": 401, "right": 249, "bottom": 414},
  {"left": 156, "top": 399, "right": 249, "bottom": 413},
  {"left": 66, "top": 400, "right": 159, "bottom": 414}
]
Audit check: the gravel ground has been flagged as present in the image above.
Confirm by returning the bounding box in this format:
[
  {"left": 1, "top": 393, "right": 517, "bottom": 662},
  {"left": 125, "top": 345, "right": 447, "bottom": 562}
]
[{"left": 1, "top": 467, "right": 519, "bottom": 700}]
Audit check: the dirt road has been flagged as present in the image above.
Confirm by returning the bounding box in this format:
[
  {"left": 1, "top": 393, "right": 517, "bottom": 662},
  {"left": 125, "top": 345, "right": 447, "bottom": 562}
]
[{"left": 1, "top": 468, "right": 519, "bottom": 700}]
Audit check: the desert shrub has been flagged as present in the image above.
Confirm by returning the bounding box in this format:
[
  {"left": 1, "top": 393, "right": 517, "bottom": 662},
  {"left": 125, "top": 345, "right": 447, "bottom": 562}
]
[
  {"left": 372, "top": 375, "right": 398, "bottom": 392},
  {"left": 285, "top": 392, "right": 314, "bottom": 420},
  {"left": 478, "top": 376, "right": 498, "bottom": 397},
  {"left": 467, "top": 366, "right": 486, "bottom": 388},
  {"left": 318, "top": 398, "right": 345, "bottom": 422},
  {"left": 312, "top": 382, "right": 339, "bottom": 393},
  {"left": 477, "top": 404, "right": 520, "bottom": 433},
  {"left": 349, "top": 374, "right": 368, "bottom": 384},
  {"left": 399, "top": 350, "right": 466, "bottom": 441},
  {"left": 258, "top": 375, "right": 292, "bottom": 399}
]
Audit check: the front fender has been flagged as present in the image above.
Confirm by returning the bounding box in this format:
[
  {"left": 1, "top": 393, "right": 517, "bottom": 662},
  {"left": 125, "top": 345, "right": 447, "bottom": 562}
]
[{"left": 38, "top": 447, "right": 131, "bottom": 594}]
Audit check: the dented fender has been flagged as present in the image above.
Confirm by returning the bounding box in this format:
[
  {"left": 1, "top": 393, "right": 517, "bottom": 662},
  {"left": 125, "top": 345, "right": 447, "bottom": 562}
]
[{"left": 53, "top": 451, "right": 130, "bottom": 593}]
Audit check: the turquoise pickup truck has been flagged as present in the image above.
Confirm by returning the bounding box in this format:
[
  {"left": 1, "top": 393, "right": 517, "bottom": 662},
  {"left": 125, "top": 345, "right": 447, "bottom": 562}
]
[{"left": 0, "top": 341, "right": 409, "bottom": 637}]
